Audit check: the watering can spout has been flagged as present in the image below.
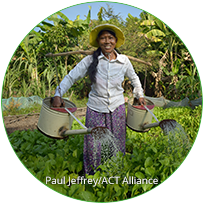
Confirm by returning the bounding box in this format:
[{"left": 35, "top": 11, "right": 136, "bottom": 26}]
[
  {"left": 58, "top": 126, "right": 112, "bottom": 140},
  {"left": 142, "top": 119, "right": 177, "bottom": 132},
  {"left": 59, "top": 126, "right": 92, "bottom": 136},
  {"left": 142, "top": 122, "right": 160, "bottom": 130}
]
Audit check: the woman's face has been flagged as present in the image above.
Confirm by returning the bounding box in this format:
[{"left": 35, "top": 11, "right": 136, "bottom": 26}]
[{"left": 97, "top": 31, "right": 117, "bottom": 55}]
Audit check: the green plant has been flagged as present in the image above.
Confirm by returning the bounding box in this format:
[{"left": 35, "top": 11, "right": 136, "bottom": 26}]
[
  {"left": 3, "top": 53, "right": 24, "bottom": 98},
  {"left": 176, "top": 65, "right": 201, "bottom": 100},
  {"left": 43, "top": 67, "right": 56, "bottom": 97},
  {"left": 7, "top": 105, "right": 201, "bottom": 201},
  {"left": 19, "top": 79, "right": 31, "bottom": 97},
  {"left": 3, "top": 98, "right": 22, "bottom": 114}
]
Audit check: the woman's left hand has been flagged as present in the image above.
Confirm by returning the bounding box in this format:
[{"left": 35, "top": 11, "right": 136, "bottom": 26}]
[{"left": 138, "top": 97, "right": 146, "bottom": 106}]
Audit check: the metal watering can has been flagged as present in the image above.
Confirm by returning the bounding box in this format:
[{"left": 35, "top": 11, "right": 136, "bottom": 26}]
[
  {"left": 37, "top": 97, "right": 110, "bottom": 139},
  {"left": 126, "top": 98, "right": 177, "bottom": 133}
]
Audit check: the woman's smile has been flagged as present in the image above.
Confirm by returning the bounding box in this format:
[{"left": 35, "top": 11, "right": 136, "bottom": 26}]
[{"left": 97, "top": 31, "right": 117, "bottom": 58}]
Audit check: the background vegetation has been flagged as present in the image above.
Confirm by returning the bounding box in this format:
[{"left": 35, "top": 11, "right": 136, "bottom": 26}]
[{"left": 2, "top": 4, "right": 202, "bottom": 102}]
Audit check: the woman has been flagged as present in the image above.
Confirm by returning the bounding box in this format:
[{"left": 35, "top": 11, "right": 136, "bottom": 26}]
[{"left": 52, "top": 24, "right": 146, "bottom": 175}]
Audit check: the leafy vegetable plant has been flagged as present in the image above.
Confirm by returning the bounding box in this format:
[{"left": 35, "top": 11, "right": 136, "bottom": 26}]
[{"left": 7, "top": 105, "right": 202, "bottom": 202}]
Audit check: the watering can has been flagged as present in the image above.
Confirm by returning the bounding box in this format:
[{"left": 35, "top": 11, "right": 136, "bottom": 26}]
[
  {"left": 37, "top": 97, "right": 110, "bottom": 139},
  {"left": 126, "top": 98, "right": 176, "bottom": 132}
]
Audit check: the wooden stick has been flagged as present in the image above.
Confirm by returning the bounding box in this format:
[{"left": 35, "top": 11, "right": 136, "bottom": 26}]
[
  {"left": 45, "top": 50, "right": 152, "bottom": 66},
  {"left": 45, "top": 50, "right": 93, "bottom": 57},
  {"left": 127, "top": 56, "right": 152, "bottom": 66}
]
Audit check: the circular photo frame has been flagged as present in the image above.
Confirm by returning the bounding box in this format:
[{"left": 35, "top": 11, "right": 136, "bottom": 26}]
[{"left": 1, "top": 1, "right": 203, "bottom": 203}]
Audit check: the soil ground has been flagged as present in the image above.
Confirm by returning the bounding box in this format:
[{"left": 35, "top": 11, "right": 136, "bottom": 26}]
[{"left": 3, "top": 107, "right": 87, "bottom": 135}]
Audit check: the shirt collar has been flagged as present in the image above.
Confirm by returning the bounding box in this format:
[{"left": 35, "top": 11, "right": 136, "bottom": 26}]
[{"left": 98, "top": 50, "right": 125, "bottom": 64}]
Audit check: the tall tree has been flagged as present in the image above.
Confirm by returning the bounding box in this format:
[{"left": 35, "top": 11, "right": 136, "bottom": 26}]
[{"left": 139, "top": 12, "right": 186, "bottom": 97}]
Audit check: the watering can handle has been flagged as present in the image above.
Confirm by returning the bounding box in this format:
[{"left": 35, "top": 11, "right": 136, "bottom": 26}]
[
  {"left": 64, "top": 108, "right": 87, "bottom": 129},
  {"left": 143, "top": 105, "right": 159, "bottom": 122}
]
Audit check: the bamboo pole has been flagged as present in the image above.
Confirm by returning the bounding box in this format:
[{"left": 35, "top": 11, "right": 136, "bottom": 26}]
[{"left": 45, "top": 50, "right": 152, "bottom": 66}]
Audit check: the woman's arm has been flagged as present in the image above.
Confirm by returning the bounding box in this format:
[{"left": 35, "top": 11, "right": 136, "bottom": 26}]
[
  {"left": 124, "top": 57, "right": 146, "bottom": 105},
  {"left": 54, "top": 55, "right": 91, "bottom": 97},
  {"left": 125, "top": 58, "right": 144, "bottom": 97}
]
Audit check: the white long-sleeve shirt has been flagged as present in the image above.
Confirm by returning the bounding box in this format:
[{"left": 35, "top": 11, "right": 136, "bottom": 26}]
[{"left": 55, "top": 51, "right": 144, "bottom": 113}]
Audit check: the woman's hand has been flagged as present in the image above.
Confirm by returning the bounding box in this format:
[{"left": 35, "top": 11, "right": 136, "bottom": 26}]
[
  {"left": 124, "top": 97, "right": 129, "bottom": 104},
  {"left": 138, "top": 97, "right": 146, "bottom": 106},
  {"left": 51, "top": 96, "right": 65, "bottom": 107}
]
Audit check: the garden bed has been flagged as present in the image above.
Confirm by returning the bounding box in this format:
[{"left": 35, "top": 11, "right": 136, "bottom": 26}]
[{"left": 6, "top": 105, "right": 201, "bottom": 202}]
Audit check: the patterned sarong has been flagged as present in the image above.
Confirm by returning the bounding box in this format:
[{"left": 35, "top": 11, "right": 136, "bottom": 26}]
[{"left": 83, "top": 104, "right": 126, "bottom": 175}]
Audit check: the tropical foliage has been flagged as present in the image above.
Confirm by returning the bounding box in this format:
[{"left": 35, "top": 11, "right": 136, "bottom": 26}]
[
  {"left": 2, "top": 4, "right": 201, "bottom": 101},
  {"left": 3, "top": 4, "right": 202, "bottom": 202}
]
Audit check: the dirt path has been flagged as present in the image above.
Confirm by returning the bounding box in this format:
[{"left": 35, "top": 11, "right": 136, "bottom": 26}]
[{"left": 3, "top": 107, "right": 87, "bottom": 135}]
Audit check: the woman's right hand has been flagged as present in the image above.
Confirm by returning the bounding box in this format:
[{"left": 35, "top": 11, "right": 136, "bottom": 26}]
[{"left": 51, "top": 96, "right": 65, "bottom": 107}]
